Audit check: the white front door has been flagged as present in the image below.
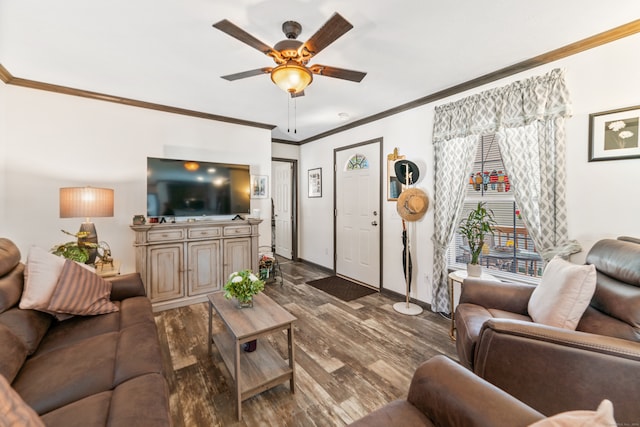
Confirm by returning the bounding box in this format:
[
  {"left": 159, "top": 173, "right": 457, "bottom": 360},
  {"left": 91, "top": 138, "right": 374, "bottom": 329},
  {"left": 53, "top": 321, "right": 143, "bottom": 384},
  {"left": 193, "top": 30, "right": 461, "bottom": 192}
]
[
  {"left": 272, "top": 160, "right": 293, "bottom": 259},
  {"left": 335, "top": 141, "right": 381, "bottom": 288}
]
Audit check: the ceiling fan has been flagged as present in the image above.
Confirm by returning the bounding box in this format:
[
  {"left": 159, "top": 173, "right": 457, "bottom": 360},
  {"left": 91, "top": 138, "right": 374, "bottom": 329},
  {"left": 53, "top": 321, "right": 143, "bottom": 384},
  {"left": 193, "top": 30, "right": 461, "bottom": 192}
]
[{"left": 212, "top": 12, "right": 367, "bottom": 97}]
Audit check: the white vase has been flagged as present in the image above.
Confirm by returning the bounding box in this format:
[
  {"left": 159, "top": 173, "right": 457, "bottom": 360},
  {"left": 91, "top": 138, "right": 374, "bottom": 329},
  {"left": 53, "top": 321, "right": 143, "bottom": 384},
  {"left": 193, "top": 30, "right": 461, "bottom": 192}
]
[{"left": 467, "top": 263, "right": 482, "bottom": 277}]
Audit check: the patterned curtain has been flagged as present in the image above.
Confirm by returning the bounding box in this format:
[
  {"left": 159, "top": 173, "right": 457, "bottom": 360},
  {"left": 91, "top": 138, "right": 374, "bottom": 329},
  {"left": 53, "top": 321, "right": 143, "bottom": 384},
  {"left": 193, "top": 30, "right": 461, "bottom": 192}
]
[
  {"left": 431, "top": 135, "right": 478, "bottom": 313},
  {"left": 431, "top": 68, "right": 577, "bottom": 313}
]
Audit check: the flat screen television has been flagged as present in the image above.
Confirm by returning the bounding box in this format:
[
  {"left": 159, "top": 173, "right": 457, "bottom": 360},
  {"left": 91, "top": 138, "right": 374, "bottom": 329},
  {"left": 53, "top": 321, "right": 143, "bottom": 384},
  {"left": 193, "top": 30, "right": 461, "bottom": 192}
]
[{"left": 147, "top": 157, "right": 250, "bottom": 218}]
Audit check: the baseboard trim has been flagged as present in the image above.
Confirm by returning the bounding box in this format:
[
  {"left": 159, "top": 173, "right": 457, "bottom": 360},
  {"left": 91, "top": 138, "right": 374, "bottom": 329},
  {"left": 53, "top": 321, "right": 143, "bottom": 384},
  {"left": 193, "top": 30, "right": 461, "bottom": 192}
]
[{"left": 295, "top": 258, "right": 334, "bottom": 275}]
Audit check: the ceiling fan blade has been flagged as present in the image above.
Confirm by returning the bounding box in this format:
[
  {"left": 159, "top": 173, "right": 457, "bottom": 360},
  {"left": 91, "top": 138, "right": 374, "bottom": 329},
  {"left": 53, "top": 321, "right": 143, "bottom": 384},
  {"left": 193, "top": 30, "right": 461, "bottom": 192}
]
[
  {"left": 213, "top": 19, "right": 278, "bottom": 57},
  {"left": 221, "top": 67, "right": 272, "bottom": 81},
  {"left": 309, "top": 65, "right": 366, "bottom": 82},
  {"left": 302, "top": 13, "right": 353, "bottom": 57},
  {"left": 290, "top": 90, "right": 305, "bottom": 98}
]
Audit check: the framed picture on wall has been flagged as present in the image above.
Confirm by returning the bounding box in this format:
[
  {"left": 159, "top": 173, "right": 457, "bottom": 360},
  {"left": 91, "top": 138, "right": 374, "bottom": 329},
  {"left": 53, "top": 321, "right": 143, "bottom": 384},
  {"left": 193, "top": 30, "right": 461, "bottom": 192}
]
[
  {"left": 251, "top": 175, "right": 268, "bottom": 199},
  {"left": 589, "top": 105, "right": 640, "bottom": 161},
  {"left": 387, "top": 148, "right": 406, "bottom": 201},
  {"left": 308, "top": 168, "right": 322, "bottom": 198}
]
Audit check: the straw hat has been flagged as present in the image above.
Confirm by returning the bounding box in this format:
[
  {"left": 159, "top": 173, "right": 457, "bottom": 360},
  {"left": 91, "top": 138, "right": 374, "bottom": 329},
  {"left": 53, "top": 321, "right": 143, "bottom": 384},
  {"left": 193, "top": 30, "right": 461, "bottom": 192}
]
[
  {"left": 397, "top": 188, "right": 429, "bottom": 221},
  {"left": 394, "top": 160, "right": 420, "bottom": 185}
]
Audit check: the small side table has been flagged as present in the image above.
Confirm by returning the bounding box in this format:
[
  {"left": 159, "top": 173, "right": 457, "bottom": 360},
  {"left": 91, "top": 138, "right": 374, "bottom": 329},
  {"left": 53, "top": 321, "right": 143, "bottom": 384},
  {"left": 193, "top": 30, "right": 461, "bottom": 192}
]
[
  {"left": 448, "top": 270, "right": 499, "bottom": 340},
  {"left": 95, "top": 260, "right": 121, "bottom": 278},
  {"left": 208, "top": 292, "right": 296, "bottom": 420}
]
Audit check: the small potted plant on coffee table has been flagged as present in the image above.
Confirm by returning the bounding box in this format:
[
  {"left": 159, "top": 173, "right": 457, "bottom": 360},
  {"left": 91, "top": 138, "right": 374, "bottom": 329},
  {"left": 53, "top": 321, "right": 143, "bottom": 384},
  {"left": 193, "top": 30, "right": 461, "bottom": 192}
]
[
  {"left": 458, "top": 202, "right": 496, "bottom": 277},
  {"left": 224, "top": 269, "right": 265, "bottom": 352},
  {"left": 223, "top": 269, "right": 265, "bottom": 308}
]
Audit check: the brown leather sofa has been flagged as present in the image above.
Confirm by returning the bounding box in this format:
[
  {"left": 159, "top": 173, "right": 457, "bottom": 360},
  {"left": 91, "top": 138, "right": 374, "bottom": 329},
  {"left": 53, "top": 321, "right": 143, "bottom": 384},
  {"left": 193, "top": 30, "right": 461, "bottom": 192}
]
[
  {"left": 454, "top": 236, "right": 640, "bottom": 424},
  {"left": 0, "top": 238, "right": 171, "bottom": 426},
  {"left": 348, "top": 355, "right": 544, "bottom": 427}
]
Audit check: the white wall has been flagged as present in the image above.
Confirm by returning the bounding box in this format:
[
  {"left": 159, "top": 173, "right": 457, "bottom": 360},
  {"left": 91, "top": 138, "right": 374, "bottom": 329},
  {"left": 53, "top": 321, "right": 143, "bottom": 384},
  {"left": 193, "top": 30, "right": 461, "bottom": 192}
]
[
  {"left": 299, "top": 33, "right": 640, "bottom": 305},
  {"left": 0, "top": 85, "right": 272, "bottom": 274},
  {"left": 563, "top": 34, "right": 640, "bottom": 262},
  {"left": 299, "top": 107, "right": 435, "bottom": 303}
]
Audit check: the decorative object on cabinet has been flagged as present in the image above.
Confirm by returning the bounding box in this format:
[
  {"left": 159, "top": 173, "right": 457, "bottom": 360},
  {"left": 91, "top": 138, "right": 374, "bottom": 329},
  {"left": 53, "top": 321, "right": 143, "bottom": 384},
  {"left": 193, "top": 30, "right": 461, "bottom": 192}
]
[
  {"left": 308, "top": 168, "right": 322, "bottom": 197},
  {"left": 251, "top": 175, "right": 268, "bottom": 198},
  {"left": 589, "top": 105, "right": 640, "bottom": 161},
  {"left": 59, "top": 186, "right": 114, "bottom": 264},
  {"left": 132, "top": 214, "right": 146, "bottom": 225},
  {"left": 387, "top": 147, "right": 406, "bottom": 201}
]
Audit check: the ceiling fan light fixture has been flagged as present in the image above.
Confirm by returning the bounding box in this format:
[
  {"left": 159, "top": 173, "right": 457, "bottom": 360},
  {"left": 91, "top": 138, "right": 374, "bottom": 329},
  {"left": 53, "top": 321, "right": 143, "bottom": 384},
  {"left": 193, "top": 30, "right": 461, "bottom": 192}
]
[{"left": 271, "top": 62, "right": 313, "bottom": 94}]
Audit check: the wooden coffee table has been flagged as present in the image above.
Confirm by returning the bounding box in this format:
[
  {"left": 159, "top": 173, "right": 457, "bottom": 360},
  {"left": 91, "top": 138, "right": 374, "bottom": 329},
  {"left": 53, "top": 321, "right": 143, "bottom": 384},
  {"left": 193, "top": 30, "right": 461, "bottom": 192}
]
[{"left": 208, "top": 292, "right": 296, "bottom": 420}]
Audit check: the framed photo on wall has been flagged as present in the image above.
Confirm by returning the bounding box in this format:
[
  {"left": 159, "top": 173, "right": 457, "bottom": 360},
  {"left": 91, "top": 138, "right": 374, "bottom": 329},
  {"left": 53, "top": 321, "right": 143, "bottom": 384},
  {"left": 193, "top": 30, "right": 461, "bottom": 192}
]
[
  {"left": 589, "top": 105, "right": 640, "bottom": 161},
  {"left": 251, "top": 175, "right": 268, "bottom": 199},
  {"left": 308, "top": 168, "right": 322, "bottom": 198}
]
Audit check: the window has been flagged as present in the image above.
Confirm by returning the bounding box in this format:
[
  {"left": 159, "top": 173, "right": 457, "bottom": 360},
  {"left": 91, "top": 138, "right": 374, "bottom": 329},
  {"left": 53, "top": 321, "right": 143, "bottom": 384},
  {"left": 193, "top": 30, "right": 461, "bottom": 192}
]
[
  {"left": 346, "top": 154, "right": 369, "bottom": 170},
  {"left": 450, "top": 135, "right": 545, "bottom": 281}
]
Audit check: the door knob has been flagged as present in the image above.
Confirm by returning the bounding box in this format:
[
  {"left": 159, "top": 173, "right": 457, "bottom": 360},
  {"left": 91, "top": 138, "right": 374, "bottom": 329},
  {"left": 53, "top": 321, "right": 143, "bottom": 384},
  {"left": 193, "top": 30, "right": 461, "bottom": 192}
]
[{"left": 371, "top": 221, "right": 378, "bottom": 226}]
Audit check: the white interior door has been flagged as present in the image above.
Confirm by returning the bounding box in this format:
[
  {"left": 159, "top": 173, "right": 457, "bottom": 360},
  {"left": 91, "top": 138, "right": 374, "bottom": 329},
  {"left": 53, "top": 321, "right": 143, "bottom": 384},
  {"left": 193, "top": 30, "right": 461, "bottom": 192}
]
[
  {"left": 335, "top": 142, "right": 381, "bottom": 288},
  {"left": 272, "top": 160, "right": 293, "bottom": 259}
]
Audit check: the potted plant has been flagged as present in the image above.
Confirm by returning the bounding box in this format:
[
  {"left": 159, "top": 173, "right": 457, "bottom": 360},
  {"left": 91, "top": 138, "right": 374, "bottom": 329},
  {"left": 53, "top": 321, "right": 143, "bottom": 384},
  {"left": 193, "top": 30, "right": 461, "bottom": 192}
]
[
  {"left": 51, "top": 230, "right": 97, "bottom": 264},
  {"left": 224, "top": 269, "right": 265, "bottom": 308},
  {"left": 458, "top": 202, "right": 496, "bottom": 277}
]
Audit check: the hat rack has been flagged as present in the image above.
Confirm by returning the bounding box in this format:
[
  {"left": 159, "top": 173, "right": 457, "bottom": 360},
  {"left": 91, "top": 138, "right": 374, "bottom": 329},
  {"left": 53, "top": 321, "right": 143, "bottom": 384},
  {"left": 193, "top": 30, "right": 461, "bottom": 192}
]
[{"left": 393, "top": 160, "right": 424, "bottom": 316}]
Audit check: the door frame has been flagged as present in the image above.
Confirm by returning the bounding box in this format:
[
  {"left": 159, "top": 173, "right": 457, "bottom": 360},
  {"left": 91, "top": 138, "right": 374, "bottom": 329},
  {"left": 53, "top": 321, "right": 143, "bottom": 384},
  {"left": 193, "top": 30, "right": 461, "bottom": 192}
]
[
  {"left": 333, "top": 137, "right": 384, "bottom": 288},
  {"left": 272, "top": 157, "right": 298, "bottom": 260}
]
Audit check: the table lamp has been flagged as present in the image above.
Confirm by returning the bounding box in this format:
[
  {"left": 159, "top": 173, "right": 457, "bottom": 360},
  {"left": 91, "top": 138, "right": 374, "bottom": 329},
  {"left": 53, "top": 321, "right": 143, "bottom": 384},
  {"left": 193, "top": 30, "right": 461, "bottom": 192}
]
[{"left": 59, "top": 186, "right": 114, "bottom": 264}]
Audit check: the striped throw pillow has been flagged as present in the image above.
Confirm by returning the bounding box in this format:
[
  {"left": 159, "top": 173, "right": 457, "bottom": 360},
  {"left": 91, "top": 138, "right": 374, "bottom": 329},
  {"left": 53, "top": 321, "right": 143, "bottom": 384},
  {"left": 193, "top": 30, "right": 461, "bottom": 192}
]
[
  {"left": 46, "top": 260, "right": 119, "bottom": 316},
  {"left": 0, "top": 373, "right": 45, "bottom": 427}
]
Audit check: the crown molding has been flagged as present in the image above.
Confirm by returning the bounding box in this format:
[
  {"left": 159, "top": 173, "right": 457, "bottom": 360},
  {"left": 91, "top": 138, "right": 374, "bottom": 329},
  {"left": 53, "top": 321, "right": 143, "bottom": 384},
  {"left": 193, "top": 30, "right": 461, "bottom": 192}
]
[
  {"left": 0, "top": 64, "right": 12, "bottom": 83},
  {"left": 0, "top": 65, "right": 275, "bottom": 130},
  {"left": 291, "top": 18, "right": 640, "bottom": 145}
]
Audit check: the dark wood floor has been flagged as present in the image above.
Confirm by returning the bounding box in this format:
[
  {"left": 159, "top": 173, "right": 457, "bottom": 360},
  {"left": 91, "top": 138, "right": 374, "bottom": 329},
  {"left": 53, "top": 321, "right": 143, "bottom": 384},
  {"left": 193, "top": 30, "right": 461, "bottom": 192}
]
[{"left": 154, "top": 258, "right": 457, "bottom": 427}]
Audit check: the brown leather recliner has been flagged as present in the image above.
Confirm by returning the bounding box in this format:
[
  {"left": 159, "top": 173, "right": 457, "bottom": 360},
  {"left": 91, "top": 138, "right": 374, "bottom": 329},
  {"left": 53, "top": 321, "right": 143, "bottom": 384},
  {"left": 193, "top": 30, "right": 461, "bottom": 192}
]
[
  {"left": 454, "top": 236, "right": 640, "bottom": 425},
  {"left": 348, "top": 355, "right": 544, "bottom": 427}
]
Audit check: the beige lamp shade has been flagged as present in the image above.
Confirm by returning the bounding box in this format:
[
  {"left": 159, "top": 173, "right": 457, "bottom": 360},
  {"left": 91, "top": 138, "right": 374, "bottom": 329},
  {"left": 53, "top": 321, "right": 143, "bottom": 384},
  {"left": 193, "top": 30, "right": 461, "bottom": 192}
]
[{"left": 59, "top": 187, "right": 114, "bottom": 219}]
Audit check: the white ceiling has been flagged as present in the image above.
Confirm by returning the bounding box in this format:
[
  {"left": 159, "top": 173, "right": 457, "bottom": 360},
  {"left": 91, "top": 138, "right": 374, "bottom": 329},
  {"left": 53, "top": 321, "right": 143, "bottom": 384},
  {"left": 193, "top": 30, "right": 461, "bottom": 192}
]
[{"left": 1, "top": 1, "right": 639, "bottom": 142}]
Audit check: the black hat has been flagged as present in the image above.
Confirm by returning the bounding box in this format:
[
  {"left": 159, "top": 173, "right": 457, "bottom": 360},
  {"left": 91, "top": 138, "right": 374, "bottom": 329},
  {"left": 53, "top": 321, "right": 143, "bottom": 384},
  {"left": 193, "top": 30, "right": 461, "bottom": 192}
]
[{"left": 394, "top": 160, "right": 420, "bottom": 185}]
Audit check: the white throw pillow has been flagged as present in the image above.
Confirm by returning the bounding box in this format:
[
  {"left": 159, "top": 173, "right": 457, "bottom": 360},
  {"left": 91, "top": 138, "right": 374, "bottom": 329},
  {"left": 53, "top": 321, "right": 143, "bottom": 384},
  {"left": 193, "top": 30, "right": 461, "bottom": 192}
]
[
  {"left": 528, "top": 256, "right": 596, "bottom": 330},
  {"left": 20, "top": 246, "right": 95, "bottom": 320},
  {"left": 528, "top": 399, "right": 616, "bottom": 426},
  {"left": 19, "top": 246, "right": 66, "bottom": 310}
]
